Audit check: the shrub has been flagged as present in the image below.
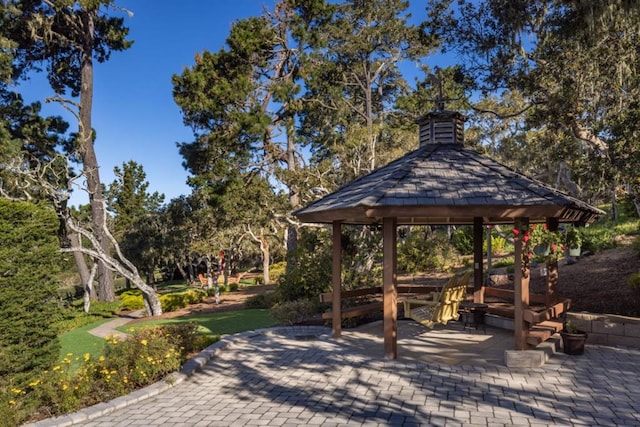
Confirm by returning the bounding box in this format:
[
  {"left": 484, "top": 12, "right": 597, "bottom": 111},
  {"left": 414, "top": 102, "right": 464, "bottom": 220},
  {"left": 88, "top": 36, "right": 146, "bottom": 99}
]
[
  {"left": 155, "top": 322, "right": 201, "bottom": 355},
  {"left": 245, "top": 291, "right": 278, "bottom": 309},
  {"left": 159, "top": 294, "right": 187, "bottom": 312},
  {"left": 120, "top": 293, "right": 145, "bottom": 311},
  {"left": 270, "top": 300, "right": 317, "bottom": 325},
  {"left": 398, "top": 228, "right": 458, "bottom": 273},
  {"left": 277, "top": 229, "right": 332, "bottom": 302},
  {"left": 581, "top": 226, "right": 616, "bottom": 253},
  {"left": 269, "top": 261, "right": 286, "bottom": 282},
  {"left": 486, "top": 235, "right": 510, "bottom": 255},
  {"left": 4, "top": 324, "right": 218, "bottom": 425},
  {"left": 0, "top": 200, "right": 62, "bottom": 391},
  {"left": 452, "top": 226, "right": 474, "bottom": 255},
  {"left": 228, "top": 282, "right": 239, "bottom": 292},
  {"left": 158, "top": 289, "right": 206, "bottom": 313},
  {"left": 90, "top": 329, "right": 182, "bottom": 396}
]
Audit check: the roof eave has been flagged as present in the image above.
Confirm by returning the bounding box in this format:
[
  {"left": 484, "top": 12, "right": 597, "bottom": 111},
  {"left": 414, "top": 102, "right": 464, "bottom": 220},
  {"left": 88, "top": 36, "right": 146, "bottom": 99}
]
[{"left": 294, "top": 204, "right": 602, "bottom": 226}]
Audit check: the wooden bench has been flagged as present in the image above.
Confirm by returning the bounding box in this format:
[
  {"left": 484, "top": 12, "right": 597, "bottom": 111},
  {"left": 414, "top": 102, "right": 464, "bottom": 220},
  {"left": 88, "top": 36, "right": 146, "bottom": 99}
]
[
  {"left": 320, "top": 287, "right": 383, "bottom": 320},
  {"left": 319, "top": 284, "right": 440, "bottom": 321}
]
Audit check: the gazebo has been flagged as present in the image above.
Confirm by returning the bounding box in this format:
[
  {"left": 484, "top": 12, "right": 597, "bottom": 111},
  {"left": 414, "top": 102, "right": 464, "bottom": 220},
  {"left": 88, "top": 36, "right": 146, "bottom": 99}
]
[{"left": 293, "top": 109, "right": 604, "bottom": 360}]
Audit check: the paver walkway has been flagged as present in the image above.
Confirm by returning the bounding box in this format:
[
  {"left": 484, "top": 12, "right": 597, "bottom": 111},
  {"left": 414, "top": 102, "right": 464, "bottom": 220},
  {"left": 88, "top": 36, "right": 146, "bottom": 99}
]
[{"left": 33, "top": 324, "right": 640, "bottom": 427}]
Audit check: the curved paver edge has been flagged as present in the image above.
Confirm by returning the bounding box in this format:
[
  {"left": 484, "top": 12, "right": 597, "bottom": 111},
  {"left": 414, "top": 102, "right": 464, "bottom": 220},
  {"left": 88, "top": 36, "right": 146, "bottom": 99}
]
[{"left": 25, "top": 326, "right": 332, "bottom": 427}]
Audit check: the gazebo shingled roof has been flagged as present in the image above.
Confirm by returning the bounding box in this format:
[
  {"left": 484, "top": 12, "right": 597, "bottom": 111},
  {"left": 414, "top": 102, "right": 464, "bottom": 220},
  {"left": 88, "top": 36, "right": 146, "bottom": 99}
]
[
  {"left": 294, "top": 131, "right": 603, "bottom": 225},
  {"left": 293, "top": 109, "right": 604, "bottom": 361}
]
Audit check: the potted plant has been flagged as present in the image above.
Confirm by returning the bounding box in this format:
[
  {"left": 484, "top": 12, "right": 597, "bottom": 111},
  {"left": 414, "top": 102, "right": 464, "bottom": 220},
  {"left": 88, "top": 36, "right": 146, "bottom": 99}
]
[
  {"left": 564, "top": 227, "right": 582, "bottom": 257},
  {"left": 560, "top": 320, "right": 588, "bottom": 355}
]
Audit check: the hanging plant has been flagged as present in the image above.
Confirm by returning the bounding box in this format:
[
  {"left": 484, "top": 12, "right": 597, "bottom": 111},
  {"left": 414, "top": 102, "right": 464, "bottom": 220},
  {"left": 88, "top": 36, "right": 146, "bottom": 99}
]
[
  {"left": 512, "top": 224, "right": 565, "bottom": 277},
  {"left": 564, "top": 226, "right": 583, "bottom": 249}
]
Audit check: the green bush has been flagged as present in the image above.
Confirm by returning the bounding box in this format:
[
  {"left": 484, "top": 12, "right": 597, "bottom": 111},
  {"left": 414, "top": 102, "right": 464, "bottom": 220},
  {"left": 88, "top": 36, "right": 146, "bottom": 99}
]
[
  {"left": 0, "top": 200, "right": 62, "bottom": 391},
  {"left": 269, "top": 261, "right": 286, "bottom": 282},
  {"left": 452, "top": 226, "right": 474, "bottom": 255},
  {"left": 276, "top": 229, "right": 332, "bottom": 302},
  {"left": 159, "top": 294, "right": 187, "bottom": 312},
  {"left": 158, "top": 289, "right": 207, "bottom": 313},
  {"left": 270, "top": 299, "right": 317, "bottom": 325},
  {"left": 581, "top": 226, "right": 617, "bottom": 253},
  {"left": 7, "top": 325, "right": 197, "bottom": 425},
  {"left": 120, "top": 293, "right": 145, "bottom": 311},
  {"left": 487, "top": 235, "right": 510, "bottom": 255},
  {"left": 245, "top": 291, "right": 278, "bottom": 309},
  {"left": 398, "top": 228, "right": 458, "bottom": 273}
]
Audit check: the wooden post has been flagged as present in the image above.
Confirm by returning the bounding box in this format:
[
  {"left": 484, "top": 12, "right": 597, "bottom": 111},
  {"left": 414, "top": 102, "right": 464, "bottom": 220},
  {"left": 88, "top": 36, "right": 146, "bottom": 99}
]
[
  {"left": 513, "top": 217, "right": 530, "bottom": 350},
  {"left": 473, "top": 217, "right": 484, "bottom": 303},
  {"left": 545, "top": 217, "right": 560, "bottom": 307},
  {"left": 332, "top": 221, "right": 342, "bottom": 337},
  {"left": 383, "top": 217, "right": 398, "bottom": 359}
]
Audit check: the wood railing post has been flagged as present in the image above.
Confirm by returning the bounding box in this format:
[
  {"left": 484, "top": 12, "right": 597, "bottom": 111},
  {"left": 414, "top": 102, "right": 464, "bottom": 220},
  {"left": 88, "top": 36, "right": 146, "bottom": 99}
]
[
  {"left": 514, "top": 217, "right": 530, "bottom": 350},
  {"left": 332, "top": 221, "right": 342, "bottom": 337},
  {"left": 383, "top": 217, "right": 398, "bottom": 359}
]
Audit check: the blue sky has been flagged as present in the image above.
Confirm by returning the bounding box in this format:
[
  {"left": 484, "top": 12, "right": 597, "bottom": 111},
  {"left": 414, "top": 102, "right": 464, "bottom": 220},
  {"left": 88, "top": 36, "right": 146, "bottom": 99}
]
[{"left": 18, "top": 1, "right": 436, "bottom": 206}]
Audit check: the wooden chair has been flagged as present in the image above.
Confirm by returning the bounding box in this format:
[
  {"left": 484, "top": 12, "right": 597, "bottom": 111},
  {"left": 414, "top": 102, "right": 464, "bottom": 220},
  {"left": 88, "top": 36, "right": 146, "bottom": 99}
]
[
  {"left": 402, "top": 271, "right": 471, "bottom": 328},
  {"left": 198, "top": 273, "right": 208, "bottom": 288}
]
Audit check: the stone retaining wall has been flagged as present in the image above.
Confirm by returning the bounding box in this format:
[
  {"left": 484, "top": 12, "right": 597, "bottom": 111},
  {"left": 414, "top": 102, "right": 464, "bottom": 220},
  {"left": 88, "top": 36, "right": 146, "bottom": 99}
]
[
  {"left": 487, "top": 311, "right": 640, "bottom": 349},
  {"left": 567, "top": 312, "right": 640, "bottom": 349}
]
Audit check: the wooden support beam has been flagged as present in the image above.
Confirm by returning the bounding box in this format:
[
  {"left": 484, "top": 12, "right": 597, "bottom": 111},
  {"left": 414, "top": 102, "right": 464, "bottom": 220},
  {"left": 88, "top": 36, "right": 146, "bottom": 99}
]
[
  {"left": 545, "top": 217, "right": 560, "bottom": 307},
  {"left": 383, "top": 217, "right": 398, "bottom": 359},
  {"left": 473, "top": 217, "right": 484, "bottom": 303},
  {"left": 513, "top": 217, "right": 530, "bottom": 350},
  {"left": 332, "top": 221, "right": 342, "bottom": 337}
]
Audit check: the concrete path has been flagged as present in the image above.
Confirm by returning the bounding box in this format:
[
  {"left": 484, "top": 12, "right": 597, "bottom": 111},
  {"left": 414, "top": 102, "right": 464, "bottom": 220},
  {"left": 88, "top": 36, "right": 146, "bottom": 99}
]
[
  {"left": 31, "top": 322, "right": 640, "bottom": 427},
  {"left": 88, "top": 310, "right": 145, "bottom": 339}
]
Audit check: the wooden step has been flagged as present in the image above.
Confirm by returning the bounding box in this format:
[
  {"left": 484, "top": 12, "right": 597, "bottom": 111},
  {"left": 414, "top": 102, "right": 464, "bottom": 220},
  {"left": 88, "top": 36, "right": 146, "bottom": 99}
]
[
  {"left": 526, "top": 320, "right": 564, "bottom": 346},
  {"left": 536, "top": 320, "right": 564, "bottom": 333}
]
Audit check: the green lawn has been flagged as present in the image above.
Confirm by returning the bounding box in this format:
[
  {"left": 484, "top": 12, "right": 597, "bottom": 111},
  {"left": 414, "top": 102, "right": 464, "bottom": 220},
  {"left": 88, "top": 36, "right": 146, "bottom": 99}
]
[
  {"left": 58, "top": 318, "right": 111, "bottom": 370},
  {"left": 117, "top": 308, "right": 277, "bottom": 337}
]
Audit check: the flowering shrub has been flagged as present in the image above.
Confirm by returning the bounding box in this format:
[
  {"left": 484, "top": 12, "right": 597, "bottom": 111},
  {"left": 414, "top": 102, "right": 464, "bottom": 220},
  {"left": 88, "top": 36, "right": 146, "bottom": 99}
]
[
  {"left": 4, "top": 324, "right": 217, "bottom": 425},
  {"left": 512, "top": 224, "right": 565, "bottom": 276}
]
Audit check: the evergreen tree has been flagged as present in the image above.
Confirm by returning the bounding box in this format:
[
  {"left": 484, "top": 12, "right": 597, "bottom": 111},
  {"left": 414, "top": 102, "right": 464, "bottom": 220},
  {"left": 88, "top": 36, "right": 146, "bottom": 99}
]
[{"left": 0, "top": 199, "right": 62, "bottom": 386}]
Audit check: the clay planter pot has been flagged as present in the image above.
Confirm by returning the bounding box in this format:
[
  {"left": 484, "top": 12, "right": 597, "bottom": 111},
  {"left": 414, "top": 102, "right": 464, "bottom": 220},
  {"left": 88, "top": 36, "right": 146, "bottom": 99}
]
[{"left": 560, "top": 330, "right": 588, "bottom": 355}]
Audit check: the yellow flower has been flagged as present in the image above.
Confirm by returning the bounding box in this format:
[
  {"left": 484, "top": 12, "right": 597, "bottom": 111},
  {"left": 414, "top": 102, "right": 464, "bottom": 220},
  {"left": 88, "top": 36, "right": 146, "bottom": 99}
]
[
  {"left": 52, "top": 366, "right": 61, "bottom": 371},
  {"left": 66, "top": 352, "right": 73, "bottom": 357},
  {"left": 99, "top": 355, "right": 105, "bottom": 362},
  {"left": 83, "top": 353, "right": 90, "bottom": 362},
  {"left": 123, "top": 377, "right": 128, "bottom": 384},
  {"left": 61, "top": 383, "right": 68, "bottom": 391},
  {"left": 29, "top": 380, "right": 40, "bottom": 387},
  {"left": 11, "top": 388, "right": 22, "bottom": 395},
  {"left": 9, "top": 400, "right": 15, "bottom": 406},
  {"left": 140, "top": 339, "right": 148, "bottom": 346}
]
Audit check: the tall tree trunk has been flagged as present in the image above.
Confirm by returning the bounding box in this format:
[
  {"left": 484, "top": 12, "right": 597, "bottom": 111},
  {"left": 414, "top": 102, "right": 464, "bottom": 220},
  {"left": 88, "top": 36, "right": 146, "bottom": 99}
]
[
  {"left": 69, "top": 231, "right": 91, "bottom": 293},
  {"left": 261, "top": 235, "right": 271, "bottom": 285},
  {"left": 285, "top": 120, "right": 298, "bottom": 270},
  {"left": 611, "top": 183, "right": 618, "bottom": 220},
  {"left": 79, "top": 10, "right": 114, "bottom": 301}
]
